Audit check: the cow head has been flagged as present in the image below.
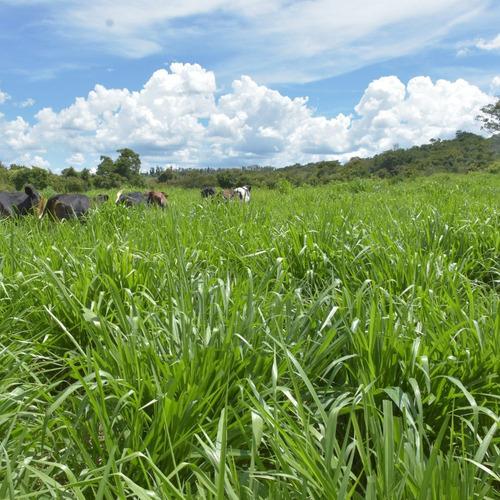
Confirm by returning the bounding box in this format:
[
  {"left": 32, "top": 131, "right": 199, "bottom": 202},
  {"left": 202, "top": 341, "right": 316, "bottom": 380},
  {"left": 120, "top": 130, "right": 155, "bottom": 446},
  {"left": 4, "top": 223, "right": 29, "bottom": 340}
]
[
  {"left": 146, "top": 190, "right": 169, "bottom": 208},
  {"left": 93, "top": 194, "right": 109, "bottom": 204},
  {"left": 24, "top": 186, "right": 44, "bottom": 215},
  {"left": 25, "top": 186, "right": 42, "bottom": 204}
]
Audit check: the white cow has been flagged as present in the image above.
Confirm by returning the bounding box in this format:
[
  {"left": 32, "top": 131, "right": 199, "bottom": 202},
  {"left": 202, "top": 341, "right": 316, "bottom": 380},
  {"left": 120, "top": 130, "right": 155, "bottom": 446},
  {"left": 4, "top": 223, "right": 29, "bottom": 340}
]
[{"left": 233, "top": 185, "right": 251, "bottom": 204}]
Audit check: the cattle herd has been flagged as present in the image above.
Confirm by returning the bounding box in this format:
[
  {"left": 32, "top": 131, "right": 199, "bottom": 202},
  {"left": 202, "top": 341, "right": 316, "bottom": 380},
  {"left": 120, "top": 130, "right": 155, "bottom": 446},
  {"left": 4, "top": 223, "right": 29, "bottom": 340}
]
[
  {"left": 0, "top": 184, "right": 251, "bottom": 221},
  {"left": 201, "top": 185, "right": 251, "bottom": 203}
]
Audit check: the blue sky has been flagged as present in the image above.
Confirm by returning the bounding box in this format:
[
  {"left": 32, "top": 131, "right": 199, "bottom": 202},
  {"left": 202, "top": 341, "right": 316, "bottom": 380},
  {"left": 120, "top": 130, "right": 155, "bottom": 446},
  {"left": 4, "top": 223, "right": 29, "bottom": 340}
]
[{"left": 0, "top": 0, "right": 499, "bottom": 172}]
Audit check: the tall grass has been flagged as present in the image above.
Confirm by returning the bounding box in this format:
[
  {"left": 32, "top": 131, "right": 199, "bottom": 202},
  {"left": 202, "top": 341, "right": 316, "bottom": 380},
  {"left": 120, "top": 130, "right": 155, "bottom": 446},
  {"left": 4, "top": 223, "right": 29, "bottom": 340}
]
[{"left": 0, "top": 173, "right": 499, "bottom": 498}]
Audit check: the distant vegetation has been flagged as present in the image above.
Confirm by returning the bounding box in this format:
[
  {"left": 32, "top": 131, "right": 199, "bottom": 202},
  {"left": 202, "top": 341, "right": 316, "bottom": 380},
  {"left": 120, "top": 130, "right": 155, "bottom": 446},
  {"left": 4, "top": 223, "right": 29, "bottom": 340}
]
[{"left": 1, "top": 131, "right": 499, "bottom": 194}]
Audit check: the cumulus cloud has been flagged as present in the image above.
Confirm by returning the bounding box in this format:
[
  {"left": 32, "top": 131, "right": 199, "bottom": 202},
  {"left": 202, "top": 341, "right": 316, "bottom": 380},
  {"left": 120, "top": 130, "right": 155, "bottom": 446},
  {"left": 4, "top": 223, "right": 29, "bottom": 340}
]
[
  {"left": 491, "top": 76, "right": 500, "bottom": 94},
  {"left": 0, "top": 64, "right": 494, "bottom": 169},
  {"left": 66, "top": 153, "right": 85, "bottom": 166},
  {"left": 11, "top": 153, "right": 51, "bottom": 169},
  {"left": 207, "top": 76, "right": 352, "bottom": 165},
  {"left": 350, "top": 76, "right": 490, "bottom": 155}
]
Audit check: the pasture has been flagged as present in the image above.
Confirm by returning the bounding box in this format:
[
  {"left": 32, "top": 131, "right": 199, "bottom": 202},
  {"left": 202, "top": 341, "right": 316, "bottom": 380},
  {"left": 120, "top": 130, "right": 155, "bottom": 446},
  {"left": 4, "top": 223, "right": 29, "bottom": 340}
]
[{"left": 0, "top": 174, "right": 499, "bottom": 499}]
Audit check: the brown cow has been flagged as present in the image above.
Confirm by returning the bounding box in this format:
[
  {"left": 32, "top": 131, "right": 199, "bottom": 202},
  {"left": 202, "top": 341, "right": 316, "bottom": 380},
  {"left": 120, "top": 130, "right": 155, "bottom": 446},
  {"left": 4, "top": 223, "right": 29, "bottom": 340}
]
[
  {"left": 145, "top": 190, "right": 169, "bottom": 207},
  {"left": 218, "top": 189, "right": 234, "bottom": 202}
]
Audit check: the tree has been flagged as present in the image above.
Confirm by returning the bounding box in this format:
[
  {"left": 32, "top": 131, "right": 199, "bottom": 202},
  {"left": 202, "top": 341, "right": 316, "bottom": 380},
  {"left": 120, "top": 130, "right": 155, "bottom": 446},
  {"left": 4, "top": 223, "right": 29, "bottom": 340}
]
[
  {"left": 9, "top": 166, "right": 50, "bottom": 190},
  {"left": 114, "top": 148, "right": 141, "bottom": 179},
  {"left": 61, "top": 166, "right": 78, "bottom": 177},
  {"left": 57, "top": 177, "right": 87, "bottom": 193},
  {"left": 79, "top": 168, "right": 91, "bottom": 183},
  {"left": 94, "top": 149, "right": 142, "bottom": 185},
  {"left": 216, "top": 168, "right": 245, "bottom": 188},
  {"left": 477, "top": 97, "right": 500, "bottom": 134},
  {"left": 94, "top": 173, "right": 123, "bottom": 189},
  {"left": 0, "top": 161, "right": 11, "bottom": 190},
  {"left": 158, "top": 168, "right": 177, "bottom": 183},
  {"left": 149, "top": 166, "right": 163, "bottom": 177},
  {"left": 96, "top": 155, "right": 115, "bottom": 177}
]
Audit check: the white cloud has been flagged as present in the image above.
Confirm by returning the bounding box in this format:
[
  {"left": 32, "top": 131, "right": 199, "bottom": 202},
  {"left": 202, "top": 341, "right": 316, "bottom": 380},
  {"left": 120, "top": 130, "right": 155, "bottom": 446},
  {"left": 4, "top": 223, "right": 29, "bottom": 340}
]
[
  {"left": 11, "top": 153, "right": 51, "bottom": 169},
  {"left": 458, "top": 33, "right": 500, "bottom": 59},
  {"left": 211, "top": 76, "right": 311, "bottom": 155},
  {"left": 0, "top": 89, "right": 11, "bottom": 105},
  {"left": 66, "top": 153, "right": 85, "bottom": 166},
  {"left": 456, "top": 47, "right": 470, "bottom": 57},
  {"left": 0, "top": 64, "right": 495, "bottom": 169},
  {"left": 20, "top": 98, "right": 35, "bottom": 108},
  {"left": 350, "top": 76, "right": 490, "bottom": 155},
  {"left": 491, "top": 76, "right": 500, "bottom": 94},
  {"left": 476, "top": 33, "right": 500, "bottom": 51},
  {"left": 35, "top": 0, "right": 490, "bottom": 84}
]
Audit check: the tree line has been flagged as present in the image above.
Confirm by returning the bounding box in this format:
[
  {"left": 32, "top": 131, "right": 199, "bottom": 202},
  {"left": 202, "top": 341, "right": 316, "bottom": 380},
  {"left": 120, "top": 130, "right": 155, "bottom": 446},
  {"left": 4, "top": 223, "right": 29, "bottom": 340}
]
[
  {"left": 0, "top": 149, "right": 144, "bottom": 192},
  {"left": 0, "top": 132, "right": 498, "bottom": 193}
]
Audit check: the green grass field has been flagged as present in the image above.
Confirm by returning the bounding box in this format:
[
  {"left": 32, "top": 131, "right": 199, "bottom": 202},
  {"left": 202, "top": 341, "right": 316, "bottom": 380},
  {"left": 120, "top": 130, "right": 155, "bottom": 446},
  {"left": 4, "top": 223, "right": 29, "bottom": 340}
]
[{"left": 1, "top": 174, "right": 499, "bottom": 499}]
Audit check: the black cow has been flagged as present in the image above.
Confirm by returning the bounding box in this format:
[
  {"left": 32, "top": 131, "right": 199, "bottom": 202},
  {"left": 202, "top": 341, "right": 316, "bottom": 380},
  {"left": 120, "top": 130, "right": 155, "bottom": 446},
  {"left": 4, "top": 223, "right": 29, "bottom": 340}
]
[
  {"left": 201, "top": 186, "right": 217, "bottom": 198},
  {"left": 39, "top": 193, "right": 109, "bottom": 220},
  {"left": 0, "top": 186, "right": 42, "bottom": 217},
  {"left": 115, "top": 190, "right": 147, "bottom": 206},
  {"left": 116, "top": 190, "right": 169, "bottom": 207}
]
